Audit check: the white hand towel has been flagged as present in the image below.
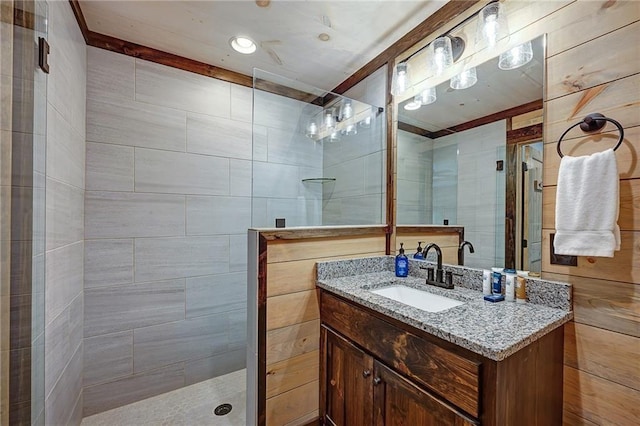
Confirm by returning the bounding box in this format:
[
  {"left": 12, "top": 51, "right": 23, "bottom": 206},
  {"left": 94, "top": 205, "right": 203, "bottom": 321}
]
[{"left": 554, "top": 148, "right": 620, "bottom": 257}]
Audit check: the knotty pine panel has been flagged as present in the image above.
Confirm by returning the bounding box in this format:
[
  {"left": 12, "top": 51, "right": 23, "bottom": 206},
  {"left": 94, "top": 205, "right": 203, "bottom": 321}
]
[
  {"left": 542, "top": 230, "right": 640, "bottom": 284},
  {"left": 267, "top": 253, "right": 379, "bottom": 298},
  {"left": 563, "top": 365, "right": 640, "bottom": 425},
  {"left": 265, "top": 380, "right": 319, "bottom": 426},
  {"left": 545, "top": 73, "right": 640, "bottom": 145},
  {"left": 546, "top": 21, "right": 640, "bottom": 101},
  {"left": 266, "top": 290, "right": 319, "bottom": 332},
  {"left": 512, "top": 108, "right": 543, "bottom": 130},
  {"left": 266, "top": 350, "right": 319, "bottom": 399},
  {"left": 564, "top": 322, "right": 639, "bottom": 391},
  {"left": 266, "top": 320, "right": 320, "bottom": 366},
  {"left": 545, "top": 0, "right": 640, "bottom": 58},
  {"left": 543, "top": 178, "right": 640, "bottom": 231},
  {"left": 544, "top": 126, "right": 640, "bottom": 186},
  {"left": 266, "top": 235, "right": 385, "bottom": 264},
  {"left": 543, "top": 272, "right": 640, "bottom": 338}
]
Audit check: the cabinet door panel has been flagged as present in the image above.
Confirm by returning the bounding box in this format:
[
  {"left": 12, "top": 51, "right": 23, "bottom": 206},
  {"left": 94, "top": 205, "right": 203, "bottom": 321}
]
[
  {"left": 323, "top": 327, "right": 374, "bottom": 426},
  {"left": 373, "top": 361, "right": 478, "bottom": 426}
]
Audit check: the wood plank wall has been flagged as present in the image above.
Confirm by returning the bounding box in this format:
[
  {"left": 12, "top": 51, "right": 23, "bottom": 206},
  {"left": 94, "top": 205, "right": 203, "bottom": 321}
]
[
  {"left": 263, "top": 233, "right": 386, "bottom": 425},
  {"left": 532, "top": 1, "right": 640, "bottom": 424}
]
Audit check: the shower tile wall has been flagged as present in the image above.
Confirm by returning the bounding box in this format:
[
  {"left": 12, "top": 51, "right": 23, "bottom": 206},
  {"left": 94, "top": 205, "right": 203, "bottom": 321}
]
[
  {"left": 322, "top": 66, "right": 387, "bottom": 225},
  {"left": 397, "top": 130, "right": 434, "bottom": 224},
  {"left": 44, "top": 1, "right": 87, "bottom": 425},
  {"left": 440, "top": 120, "right": 506, "bottom": 268},
  {"left": 83, "top": 48, "right": 249, "bottom": 416},
  {"left": 251, "top": 90, "right": 324, "bottom": 228}
]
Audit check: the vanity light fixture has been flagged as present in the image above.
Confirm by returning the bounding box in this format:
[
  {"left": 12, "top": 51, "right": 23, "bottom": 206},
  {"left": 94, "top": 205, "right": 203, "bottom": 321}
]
[
  {"left": 450, "top": 66, "right": 478, "bottom": 90},
  {"left": 498, "top": 41, "right": 533, "bottom": 70},
  {"left": 229, "top": 36, "right": 257, "bottom": 54},
  {"left": 305, "top": 119, "right": 319, "bottom": 139},
  {"left": 476, "top": 1, "right": 509, "bottom": 49}
]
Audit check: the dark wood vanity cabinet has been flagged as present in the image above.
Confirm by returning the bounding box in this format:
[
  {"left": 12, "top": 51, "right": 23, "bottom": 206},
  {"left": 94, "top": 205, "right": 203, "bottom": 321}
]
[{"left": 319, "top": 290, "right": 564, "bottom": 426}]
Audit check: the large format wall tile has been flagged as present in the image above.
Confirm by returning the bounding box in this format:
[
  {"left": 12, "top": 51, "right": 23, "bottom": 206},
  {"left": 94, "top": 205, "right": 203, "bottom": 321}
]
[
  {"left": 252, "top": 161, "right": 299, "bottom": 198},
  {"left": 229, "top": 234, "right": 248, "bottom": 272},
  {"left": 84, "top": 239, "right": 134, "bottom": 288},
  {"left": 184, "top": 348, "right": 247, "bottom": 386},
  {"left": 83, "top": 331, "right": 133, "bottom": 387},
  {"left": 46, "top": 104, "right": 85, "bottom": 189},
  {"left": 85, "top": 191, "right": 185, "bottom": 239},
  {"left": 230, "top": 159, "right": 251, "bottom": 197},
  {"left": 267, "top": 127, "right": 322, "bottom": 168},
  {"left": 186, "top": 196, "right": 250, "bottom": 235},
  {"left": 84, "top": 279, "right": 185, "bottom": 337},
  {"left": 83, "top": 363, "right": 185, "bottom": 417},
  {"left": 186, "top": 112, "right": 252, "bottom": 159},
  {"left": 186, "top": 272, "right": 247, "bottom": 318},
  {"left": 86, "top": 96, "right": 186, "bottom": 151},
  {"left": 45, "top": 179, "right": 83, "bottom": 250},
  {"left": 45, "top": 241, "right": 83, "bottom": 325},
  {"left": 134, "top": 236, "right": 229, "bottom": 282},
  {"left": 87, "top": 46, "right": 134, "bottom": 101},
  {"left": 134, "top": 148, "right": 229, "bottom": 195},
  {"left": 231, "top": 85, "right": 252, "bottom": 123},
  {"left": 228, "top": 308, "right": 247, "bottom": 351},
  {"left": 45, "top": 294, "right": 83, "bottom": 397},
  {"left": 86, "top": 142, "right": 134, "bottom": 191},
  {"left": 135, "top": 59, "right": 230, "bottom": 117},
  {"left": 132, "top": 314, "right": 229, "bottom": 373},
  {"left": 44, "top": 343, "right": 83, "bottom": 426}
]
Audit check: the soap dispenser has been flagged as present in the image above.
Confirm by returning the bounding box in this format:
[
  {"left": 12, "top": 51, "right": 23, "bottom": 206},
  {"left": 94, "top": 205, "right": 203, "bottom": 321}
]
[
  {"left": 395, "top": 243, "right": 408, "bottom": 277},
  {"left": 413, "top": 241, "right": 424, "bottom": 259}
]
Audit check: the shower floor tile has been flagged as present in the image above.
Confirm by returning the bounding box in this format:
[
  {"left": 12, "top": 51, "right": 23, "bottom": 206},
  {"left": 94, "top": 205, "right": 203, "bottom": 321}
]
[{"left": 81, "top": 369, "right": 246, "bottom": 426}]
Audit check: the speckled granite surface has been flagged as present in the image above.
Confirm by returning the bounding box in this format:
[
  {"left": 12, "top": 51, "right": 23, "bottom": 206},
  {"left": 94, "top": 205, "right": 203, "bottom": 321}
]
[{"left": 316, "top": 256, "right": 573, "bottom": 361}]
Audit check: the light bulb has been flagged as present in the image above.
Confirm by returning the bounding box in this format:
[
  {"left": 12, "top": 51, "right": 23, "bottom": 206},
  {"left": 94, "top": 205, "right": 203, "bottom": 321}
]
[
  {"left": 305, "top": 121, "right": 318, "bottom": 139},
  {"left": 324, "top": 110, "right": 335, "bottom": 131},
  {"left": 342, "top": 101, "right": 353, "bottom": 120},
  {"left": 419, "top": 87, "right": 436, "bottom": 105}
]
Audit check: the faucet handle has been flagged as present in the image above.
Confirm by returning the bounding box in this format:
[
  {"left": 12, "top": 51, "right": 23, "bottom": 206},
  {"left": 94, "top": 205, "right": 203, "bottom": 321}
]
[{"left": 445, "top": 271, "right": 453, "bottom": 286}]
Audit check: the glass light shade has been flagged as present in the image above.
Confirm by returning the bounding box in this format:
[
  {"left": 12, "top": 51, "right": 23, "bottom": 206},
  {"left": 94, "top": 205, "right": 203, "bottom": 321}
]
[
  {"left": 359, "top": 115, "right": 372, "bottom": 128},
  {"left": 329, "top": 130, "right": 341, "bottom": 142},
  {"left": 341, "top": 101, "right": 353, "bottom": 120},
  {"left": 323, "top": 109, "right": 335, "bottom": 131},
  {"left": 305, "top": 120, "right": 318, "bottom": 139},
  {"left": 450, "top": 67, "right": 478, "bottom": 90},
  {"left": 341, "top": 123, "right": 358, "bottom": 136},
  {"left": 403, "top": 96, "right": 422, "bottom": 111},
  {"left": 429, "top": 36, "right": 454, "bottom": 76},
  {"left": 498, "top": 41, "right": 533, "bottom": 70},
  {"left": 476, "top": 2, "right": 509, "bottom": 49},
  {"left": 391, "top": 63, "right": 410, "bottom": 96},
  {"left": 419, "top": 86, "right": 437, "bottom": 105}
]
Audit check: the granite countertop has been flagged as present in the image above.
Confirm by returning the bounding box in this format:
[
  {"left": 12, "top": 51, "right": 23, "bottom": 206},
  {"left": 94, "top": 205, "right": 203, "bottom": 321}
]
[{"left": 316, "top": 257, "right": 573, "bottom": 361}]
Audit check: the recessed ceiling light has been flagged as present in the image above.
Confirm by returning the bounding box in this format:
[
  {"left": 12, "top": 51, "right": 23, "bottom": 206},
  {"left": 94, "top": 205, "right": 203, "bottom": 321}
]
[
  {"left": 403, "top": 100, "right": 421, "bottom": 111},
  {"left": 230, "top": 36, "right": 257, "bottom": 54},
  {"left": 318, "top": 33, "right": 330, "bottom": 42}
]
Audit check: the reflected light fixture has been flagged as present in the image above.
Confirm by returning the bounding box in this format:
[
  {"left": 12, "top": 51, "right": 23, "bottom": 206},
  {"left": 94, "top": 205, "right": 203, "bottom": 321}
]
[
  {"left": 230, "top": 36, "right": 257, "bottom": 54},
  {"left": 305, "top": 120, "right": 318, "bottom": 139},
  {"left": 341, "top": 101, "right": 353, "bottom": 120},
  {"left": 450, "top": 67, "right": 477, "bottom": 90},
  {"left": 403, "top": 96, "right": 422, "bottom": 111},
  {"left": 323, "top": 109, "right": 336, "bottom": 131},
  {"left": 391, "top": 62, "right": 410, "bottom": 96},
  {"left": 419, "top": 86, "right": 437, "bottom": 105},
  {"left": 476, "top": 1, "right": 509, "bottom": 49},
  {"left": 498, "top": 41, "right": 533, "bottom": 70}
]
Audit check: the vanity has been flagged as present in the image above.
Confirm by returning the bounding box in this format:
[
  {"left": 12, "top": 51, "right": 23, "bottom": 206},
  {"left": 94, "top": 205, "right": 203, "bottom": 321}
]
[{"left": 316, "top": 257, "right": 572, "bottom": 425}]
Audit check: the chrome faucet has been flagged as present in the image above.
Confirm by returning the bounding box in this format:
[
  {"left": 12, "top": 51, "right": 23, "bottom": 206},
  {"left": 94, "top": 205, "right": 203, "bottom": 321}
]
[
  {"left": 458, "top": 241, "right": 475, "bottom": 266},
  {"left": 423, "top": 243, "right": 454, "bottom": 289}
]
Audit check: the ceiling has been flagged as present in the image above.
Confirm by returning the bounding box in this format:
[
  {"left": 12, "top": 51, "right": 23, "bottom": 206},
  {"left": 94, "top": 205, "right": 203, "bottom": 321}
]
[
  {"left": 399, "top": 35, "right": 545, "bottom": 132},
  {"left": 79, "top": 0, "right": 448, "bottom": 92}
]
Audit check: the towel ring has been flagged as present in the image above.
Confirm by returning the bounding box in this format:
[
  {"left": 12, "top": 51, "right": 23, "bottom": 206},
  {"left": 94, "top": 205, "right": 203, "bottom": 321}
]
[{"left": 557, "top": 113, "right": 624, "bottom": 158}]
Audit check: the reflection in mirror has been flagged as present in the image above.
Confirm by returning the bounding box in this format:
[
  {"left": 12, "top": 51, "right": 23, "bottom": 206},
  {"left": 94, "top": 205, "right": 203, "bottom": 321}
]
[{"left": 396, "top": 35, "right": 544, "bottom": 272}]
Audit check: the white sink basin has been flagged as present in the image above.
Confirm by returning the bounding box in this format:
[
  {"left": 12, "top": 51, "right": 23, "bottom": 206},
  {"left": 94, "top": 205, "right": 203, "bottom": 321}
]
[{"left": 371, "top": 285, "right": 464, "bottom": 313}]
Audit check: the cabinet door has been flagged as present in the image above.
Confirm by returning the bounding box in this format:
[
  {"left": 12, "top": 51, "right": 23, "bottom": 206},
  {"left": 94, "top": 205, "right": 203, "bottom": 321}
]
[
  {"left": 322, "top": 326, "right": 374, "bottom": 426},
  {"left": 373, "top": 361, "right": 478, "bottom": 426}
]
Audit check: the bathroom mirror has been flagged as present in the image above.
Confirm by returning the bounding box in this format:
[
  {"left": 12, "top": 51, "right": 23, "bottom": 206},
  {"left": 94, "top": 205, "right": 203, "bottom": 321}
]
[{"left": 395, "top": 35, "right": 545, "bottom": 272}]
